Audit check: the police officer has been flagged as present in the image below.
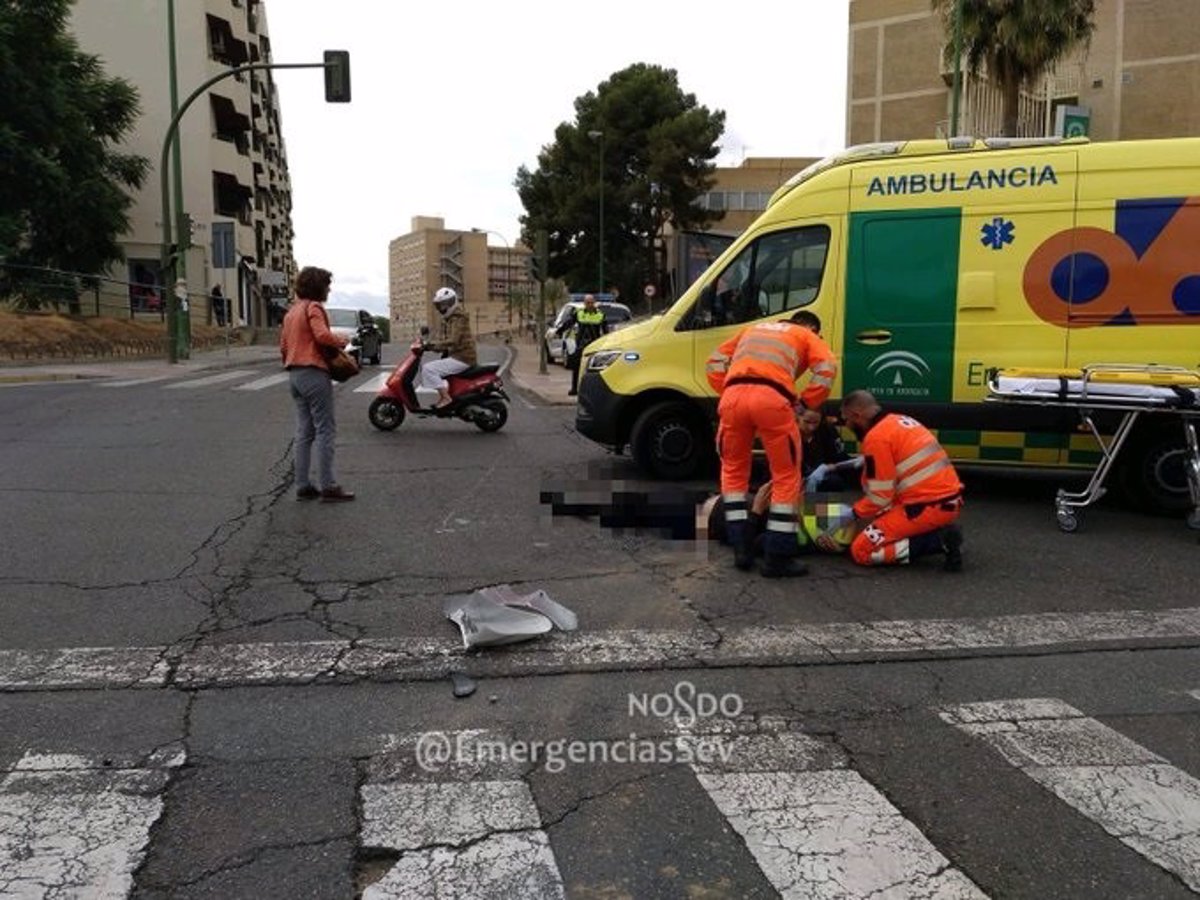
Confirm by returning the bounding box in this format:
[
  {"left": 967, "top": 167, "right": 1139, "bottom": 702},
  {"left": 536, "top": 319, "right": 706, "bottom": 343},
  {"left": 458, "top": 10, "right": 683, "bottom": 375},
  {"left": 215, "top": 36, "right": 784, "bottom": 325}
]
[
  {"left": 706, "top": 309, "right": 838, "bottom": 577},
  {"left": 557, "top": 294, "right": 609, "bottom": 396},
  {"left": 823, "top": 390, "right": 964, "bottom": 571}
]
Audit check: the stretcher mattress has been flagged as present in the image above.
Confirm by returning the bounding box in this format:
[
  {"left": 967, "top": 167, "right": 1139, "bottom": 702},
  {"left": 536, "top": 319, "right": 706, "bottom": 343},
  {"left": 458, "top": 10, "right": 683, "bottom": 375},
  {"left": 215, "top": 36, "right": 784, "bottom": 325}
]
[{"left": 989, "top": 367, "right": 1200, "bottom": 408}]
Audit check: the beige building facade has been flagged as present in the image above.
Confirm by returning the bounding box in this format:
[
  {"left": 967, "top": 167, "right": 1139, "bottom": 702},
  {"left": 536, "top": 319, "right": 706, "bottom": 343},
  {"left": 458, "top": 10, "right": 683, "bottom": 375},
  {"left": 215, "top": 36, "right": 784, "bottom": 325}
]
[
  {"left": 388, "top": 217, "right": 533, "bottom": 341},
  {"left": 847, "top": 0, "right": 1200, "bottom": 144},
  {"left": 70, "top": 0, "right": 295, "bottom": 326}
]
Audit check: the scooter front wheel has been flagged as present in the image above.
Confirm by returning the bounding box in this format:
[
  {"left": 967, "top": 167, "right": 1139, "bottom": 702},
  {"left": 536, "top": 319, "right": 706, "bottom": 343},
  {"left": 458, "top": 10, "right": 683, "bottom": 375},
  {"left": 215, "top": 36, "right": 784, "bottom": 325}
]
[{"left": 369, "top": 397, "right": 405, "bottom": 431}]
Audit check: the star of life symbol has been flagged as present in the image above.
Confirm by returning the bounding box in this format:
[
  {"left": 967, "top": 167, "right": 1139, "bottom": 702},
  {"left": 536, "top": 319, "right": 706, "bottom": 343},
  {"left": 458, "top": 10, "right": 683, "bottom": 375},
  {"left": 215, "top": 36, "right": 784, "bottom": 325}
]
[{"left": 981, "top": 217, "right": 1015, "bottom": 250}]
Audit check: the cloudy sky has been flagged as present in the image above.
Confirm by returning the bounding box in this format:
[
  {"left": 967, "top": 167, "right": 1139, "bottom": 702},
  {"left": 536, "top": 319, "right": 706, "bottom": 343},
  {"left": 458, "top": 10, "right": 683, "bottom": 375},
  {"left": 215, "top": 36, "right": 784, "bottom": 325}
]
[{"left": 266, "top": 2, "right": 851, "bottom": 316}]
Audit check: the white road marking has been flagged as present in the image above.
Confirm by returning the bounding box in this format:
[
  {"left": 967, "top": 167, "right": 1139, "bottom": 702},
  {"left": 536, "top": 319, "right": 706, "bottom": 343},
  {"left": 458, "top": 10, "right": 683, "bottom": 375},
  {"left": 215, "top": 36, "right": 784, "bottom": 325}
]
[
  {"left": 942, "top": 698, "right": 1200, "bottom": 891},
  {"left": 162, "top": 369, "right": 255, "bottom": 389},
  {"left": 686, "top": 728, "right": 987, "bottom": 899},
  {"left": 0, "top": 749, "right": 183, "bottom": 899},
  {"left": 1190, "top": 689, "right": 1200, "bottom": 703},
  {"left": 2, "top": 605, "right": 1200, "bottom": 690},
  {"left": 233, "top": 372, "right": 290, "bottom": 391},
  {"left": 96, "top": 375, "right": 175, "bottom": 388},
  {"left": 353, "top": 372, "right": 390, "bottom": 393},
  {"left": 360, "top": 765, "right": 563, "bottom": 897}
]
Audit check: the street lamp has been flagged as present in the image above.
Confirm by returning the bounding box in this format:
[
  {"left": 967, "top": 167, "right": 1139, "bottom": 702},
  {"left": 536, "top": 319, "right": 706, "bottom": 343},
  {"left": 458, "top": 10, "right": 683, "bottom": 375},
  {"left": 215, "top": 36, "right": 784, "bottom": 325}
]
[
  {"left": 950, "top": 0, "right": 964, "bottom": 136},
  {"left": 587, "top": 129, "right": 605, "bottom": 292}
]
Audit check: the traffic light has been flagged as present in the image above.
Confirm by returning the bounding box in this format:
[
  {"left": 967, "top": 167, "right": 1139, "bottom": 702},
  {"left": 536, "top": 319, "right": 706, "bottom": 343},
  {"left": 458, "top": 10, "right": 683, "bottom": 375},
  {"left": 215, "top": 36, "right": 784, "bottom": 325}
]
[
  {"left": 323, "top": 50, "right": 351, "bottom": 103},
  {"left": 527, "top": 251, "right": 542, "bottom": 283}
]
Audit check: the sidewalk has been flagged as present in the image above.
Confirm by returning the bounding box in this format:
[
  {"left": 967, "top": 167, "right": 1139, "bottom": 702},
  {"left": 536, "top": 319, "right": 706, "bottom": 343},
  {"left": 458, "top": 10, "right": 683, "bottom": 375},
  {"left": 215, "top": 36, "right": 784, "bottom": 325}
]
[
  {"left": 499, "top": 337, "right": 576, "bottom": 406},
  {"left": 0, "top": 342, "right": 282, "bottom": 385}
]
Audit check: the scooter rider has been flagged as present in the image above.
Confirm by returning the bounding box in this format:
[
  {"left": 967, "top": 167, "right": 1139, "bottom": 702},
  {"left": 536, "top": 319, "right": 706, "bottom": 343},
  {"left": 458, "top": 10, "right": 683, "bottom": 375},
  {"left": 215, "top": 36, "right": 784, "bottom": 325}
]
[{"left": 419, "top": 287, "right": 477, "bottom": 409}]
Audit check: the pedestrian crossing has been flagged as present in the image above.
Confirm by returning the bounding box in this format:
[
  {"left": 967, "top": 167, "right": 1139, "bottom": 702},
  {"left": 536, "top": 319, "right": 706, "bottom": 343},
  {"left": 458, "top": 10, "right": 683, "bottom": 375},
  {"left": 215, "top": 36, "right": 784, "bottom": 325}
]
[
  {"left": 95, "top": 368, "right": 396, "bottom": 394},
  {"left": 4, "top": 693, "right": 1199, "bottom": 898}
]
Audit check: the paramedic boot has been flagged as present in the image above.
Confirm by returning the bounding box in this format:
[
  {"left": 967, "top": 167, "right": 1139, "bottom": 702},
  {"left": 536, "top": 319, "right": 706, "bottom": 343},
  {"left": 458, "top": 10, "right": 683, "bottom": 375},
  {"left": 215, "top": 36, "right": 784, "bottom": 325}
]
[
  {"left": 723, "top": 495, "right": 754, "bottom": 570},
  {"left": 761, "top": 530, "right": 809, "bottom": 578},
  {"left": 940, "top": 525, "right": 964, "bottom": 572}
]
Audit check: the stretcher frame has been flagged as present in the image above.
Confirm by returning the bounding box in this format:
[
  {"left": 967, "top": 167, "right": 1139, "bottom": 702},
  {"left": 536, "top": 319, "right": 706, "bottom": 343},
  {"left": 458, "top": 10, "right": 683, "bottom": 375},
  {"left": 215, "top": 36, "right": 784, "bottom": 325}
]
[{"left": 986, "top": 363, "right": 1200, "bottom": 533}]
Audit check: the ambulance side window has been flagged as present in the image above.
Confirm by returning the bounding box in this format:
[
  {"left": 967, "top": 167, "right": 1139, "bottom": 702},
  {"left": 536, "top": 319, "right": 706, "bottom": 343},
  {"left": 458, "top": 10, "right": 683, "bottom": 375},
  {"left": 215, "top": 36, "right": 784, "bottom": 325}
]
[{"left": 686, "top": 226, "right": 830, "bottom": 330}]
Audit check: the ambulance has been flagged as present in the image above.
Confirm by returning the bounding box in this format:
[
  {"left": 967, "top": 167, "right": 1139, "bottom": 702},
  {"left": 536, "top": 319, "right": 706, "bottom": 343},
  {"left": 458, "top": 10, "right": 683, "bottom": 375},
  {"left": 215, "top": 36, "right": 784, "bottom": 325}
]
[{"left": 574, "top": 136, "right": 1200, "bottom": 511}]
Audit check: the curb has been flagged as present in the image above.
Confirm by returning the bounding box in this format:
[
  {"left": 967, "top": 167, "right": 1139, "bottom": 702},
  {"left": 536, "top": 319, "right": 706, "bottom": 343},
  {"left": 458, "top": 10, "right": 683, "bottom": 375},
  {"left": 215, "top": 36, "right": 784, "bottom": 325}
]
[
  {"left": 0, "top": 372, "right": 98, "bottom": 386},
  {"left": 0, "top": 347, "right": 280, "bottom": 386},
  {"left": 505, "top": 344, "right": 576, "bottom": 406}
]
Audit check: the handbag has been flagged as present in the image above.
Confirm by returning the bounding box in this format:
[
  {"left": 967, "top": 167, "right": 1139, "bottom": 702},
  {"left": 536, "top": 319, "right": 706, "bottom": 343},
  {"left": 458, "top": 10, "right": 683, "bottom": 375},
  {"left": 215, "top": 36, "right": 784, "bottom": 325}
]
[
  {"left": 305, "top": 300, "right": 359, "bottom": 382},
  {"left": 323, "top": 344, "right": 360, "bottom": 382}
]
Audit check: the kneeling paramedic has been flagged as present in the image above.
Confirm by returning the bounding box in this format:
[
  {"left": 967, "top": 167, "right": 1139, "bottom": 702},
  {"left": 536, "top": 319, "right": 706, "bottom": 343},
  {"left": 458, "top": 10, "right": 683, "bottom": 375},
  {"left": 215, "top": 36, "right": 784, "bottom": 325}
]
[
  {"left": 706, "top": 310, "right": 838, "bottom": 578},
  {"left": 822, "top": 390, "right": 964, "bottom": 571}
]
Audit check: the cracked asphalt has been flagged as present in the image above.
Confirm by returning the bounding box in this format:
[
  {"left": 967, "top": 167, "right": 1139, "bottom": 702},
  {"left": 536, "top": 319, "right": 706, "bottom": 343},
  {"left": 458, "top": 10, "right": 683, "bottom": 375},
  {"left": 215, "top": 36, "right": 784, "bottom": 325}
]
[{"left": 2, "top": 343, "right": 1200, "bottom": 898}]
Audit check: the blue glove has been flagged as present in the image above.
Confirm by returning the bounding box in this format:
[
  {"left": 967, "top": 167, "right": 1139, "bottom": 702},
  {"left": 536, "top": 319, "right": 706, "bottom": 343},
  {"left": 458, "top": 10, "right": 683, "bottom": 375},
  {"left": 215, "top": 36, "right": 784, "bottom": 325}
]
[{"left": 803, "top": 464, "right": 829, "bottom": 493}]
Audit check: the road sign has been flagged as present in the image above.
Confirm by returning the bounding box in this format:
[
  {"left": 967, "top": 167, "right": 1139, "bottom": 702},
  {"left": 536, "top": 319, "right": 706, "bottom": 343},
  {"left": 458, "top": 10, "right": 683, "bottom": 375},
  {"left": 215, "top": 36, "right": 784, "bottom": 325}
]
[{"left": 1054, "top": 104, "right": 1090, "bottom": 138}]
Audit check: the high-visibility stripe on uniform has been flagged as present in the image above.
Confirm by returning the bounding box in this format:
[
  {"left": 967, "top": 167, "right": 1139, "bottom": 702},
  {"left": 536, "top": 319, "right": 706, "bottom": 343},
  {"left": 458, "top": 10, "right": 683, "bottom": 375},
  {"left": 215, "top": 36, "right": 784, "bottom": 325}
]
[
  {"left": 723, "top": 493, "right": 749, "bottom": 522},
  {"left": 895, "top": 443, "right": 941, "bottom": 476},
  {"left": 867, "top": 479, "right": 894, "bottom": 493},
  {"left": 895, "top": 457, "right": 952, "bottom": 493},
  {"left": 766, "top": 503, "right": 799, "bottom": 533}
]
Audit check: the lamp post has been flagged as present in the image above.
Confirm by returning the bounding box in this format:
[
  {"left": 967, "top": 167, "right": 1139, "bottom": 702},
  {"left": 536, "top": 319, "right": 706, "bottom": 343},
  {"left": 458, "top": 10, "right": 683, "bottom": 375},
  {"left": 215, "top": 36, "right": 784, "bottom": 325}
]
[
  {"left": 950, "top": 0, "right": 964, "bottom": 137},
  {"left": 587, "top": 129, "right": 604, "bottom": 292},
  {"left": 471, "top": 227, "right": 512, "bottom": 335}
]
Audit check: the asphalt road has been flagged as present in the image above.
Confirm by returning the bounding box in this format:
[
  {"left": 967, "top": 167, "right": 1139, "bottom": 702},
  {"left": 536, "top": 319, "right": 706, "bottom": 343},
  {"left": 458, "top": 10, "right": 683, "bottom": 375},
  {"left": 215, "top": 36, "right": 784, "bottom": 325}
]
[{"left": 1, "top": 344, "right": 1199, "bottom": 899}]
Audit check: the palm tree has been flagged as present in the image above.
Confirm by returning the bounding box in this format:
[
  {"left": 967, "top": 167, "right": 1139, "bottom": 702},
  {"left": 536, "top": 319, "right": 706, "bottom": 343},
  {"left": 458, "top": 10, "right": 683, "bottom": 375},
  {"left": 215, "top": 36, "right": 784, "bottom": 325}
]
[{"left": 933, "top": 0, "right": 1097, "bottom": 137}]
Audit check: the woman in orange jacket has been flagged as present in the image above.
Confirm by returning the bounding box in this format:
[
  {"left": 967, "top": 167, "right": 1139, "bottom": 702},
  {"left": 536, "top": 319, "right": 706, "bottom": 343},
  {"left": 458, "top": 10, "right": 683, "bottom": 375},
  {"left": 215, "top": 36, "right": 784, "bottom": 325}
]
[{"left": 279, "top": 266, "right": 355, "bottom": 502}]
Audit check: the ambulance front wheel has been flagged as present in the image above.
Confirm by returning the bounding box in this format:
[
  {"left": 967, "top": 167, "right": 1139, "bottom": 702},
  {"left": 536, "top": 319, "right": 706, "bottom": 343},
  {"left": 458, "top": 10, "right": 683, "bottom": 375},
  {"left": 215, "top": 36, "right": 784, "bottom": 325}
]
[{"left": 630, "top": 401, "right": 712, "bottom": 481}]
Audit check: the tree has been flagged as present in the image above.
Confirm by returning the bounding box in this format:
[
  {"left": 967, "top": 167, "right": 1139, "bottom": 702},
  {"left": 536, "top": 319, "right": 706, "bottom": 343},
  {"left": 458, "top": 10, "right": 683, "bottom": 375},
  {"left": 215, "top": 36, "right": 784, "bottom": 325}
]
[
  {"left": 933, "top": 0, "right": 1096, "bottom": 137},
  {"left": 515, "top": 64, "right": 725, "bottom": 308},
  {"left": 0, "top": 0, "right": 148, "bottom": 308}
]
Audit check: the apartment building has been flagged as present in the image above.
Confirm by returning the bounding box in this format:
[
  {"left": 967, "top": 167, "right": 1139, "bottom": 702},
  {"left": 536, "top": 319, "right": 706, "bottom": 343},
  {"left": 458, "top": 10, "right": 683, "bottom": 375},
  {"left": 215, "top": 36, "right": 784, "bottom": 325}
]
[
  {"left": 70, "top": 0, "right": 295, "bottom": 326},
  {"left": 848, "top": 0, "right": 1200, "bottom": 143},
  {"left": 388, "top": 217, "right": 533, "bottom": 340}
]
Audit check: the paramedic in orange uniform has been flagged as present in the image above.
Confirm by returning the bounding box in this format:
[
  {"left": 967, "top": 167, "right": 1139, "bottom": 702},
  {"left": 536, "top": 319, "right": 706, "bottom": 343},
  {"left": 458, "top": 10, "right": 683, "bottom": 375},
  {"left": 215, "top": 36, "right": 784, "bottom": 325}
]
[
  {"left": 706, "top": 310, "right": 838, "bottom": 577},
  {"left": 828, "top": 390, "right": 965, "bottom": 571}
]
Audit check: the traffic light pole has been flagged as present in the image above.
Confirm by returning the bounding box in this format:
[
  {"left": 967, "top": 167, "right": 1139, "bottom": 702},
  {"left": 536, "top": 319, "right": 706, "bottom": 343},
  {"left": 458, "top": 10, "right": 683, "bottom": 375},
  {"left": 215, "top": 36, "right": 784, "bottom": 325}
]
[{"left": 160, "top": 60, "right": 337, "bottom": 362}]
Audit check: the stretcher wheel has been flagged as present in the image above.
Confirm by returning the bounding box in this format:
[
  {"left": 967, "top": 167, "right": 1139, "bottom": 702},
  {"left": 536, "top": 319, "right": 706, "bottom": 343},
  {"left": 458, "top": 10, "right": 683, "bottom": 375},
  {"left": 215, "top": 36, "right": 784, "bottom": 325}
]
[
  {"left": 1056, "top": 509, "right": 1080, "bottom": 533},
  {"left": 1187, "top": 509, "right": 1200, "bottom": 531}
]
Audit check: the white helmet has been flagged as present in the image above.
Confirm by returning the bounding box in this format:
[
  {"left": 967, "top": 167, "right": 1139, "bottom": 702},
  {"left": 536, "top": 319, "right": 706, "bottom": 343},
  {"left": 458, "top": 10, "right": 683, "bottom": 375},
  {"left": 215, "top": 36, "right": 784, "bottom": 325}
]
[{"left": 432, "top": 287, "right": 460, "bottom": 318}]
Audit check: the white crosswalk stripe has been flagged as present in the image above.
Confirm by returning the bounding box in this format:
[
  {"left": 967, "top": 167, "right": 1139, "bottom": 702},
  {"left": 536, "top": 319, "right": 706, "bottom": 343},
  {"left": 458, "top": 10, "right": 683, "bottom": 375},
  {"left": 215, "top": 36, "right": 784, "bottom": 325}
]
[
  {"left": 686, "top": 728, "right": 987, "bottom": 898},
  {"left": 0, "top": 746, "right": 184, "bottom": 899},
  {"left": 162, "top": 369, "right": 255, "bottom": 389},
  {"left": 353, "top": 372, "right": 390, "bottom": 393},
  {"left": 942, "top": 698, "right": 1200, "bottom": 892},
  {"left": 360, "top": 732, "right": 565, "bottom": 899},
  {"left": 96, "top": 375, "right": 175, "bottom": 388},
  {"left": 232, "top": 372, "right": 290, "bottom": 391}
]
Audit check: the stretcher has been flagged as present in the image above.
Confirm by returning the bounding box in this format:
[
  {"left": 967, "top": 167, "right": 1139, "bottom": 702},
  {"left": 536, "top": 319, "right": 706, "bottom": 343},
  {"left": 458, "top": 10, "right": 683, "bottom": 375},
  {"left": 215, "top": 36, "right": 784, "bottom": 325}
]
[{"left": 986, "top": 364, "right": 1200, "bottom": 533}]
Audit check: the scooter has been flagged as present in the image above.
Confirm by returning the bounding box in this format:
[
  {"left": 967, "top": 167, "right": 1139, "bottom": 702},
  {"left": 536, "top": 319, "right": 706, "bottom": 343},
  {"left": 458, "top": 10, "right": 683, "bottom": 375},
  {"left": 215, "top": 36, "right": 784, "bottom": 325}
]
[{"left": 368, "top": 328, "right": 510, "bottom": 433}]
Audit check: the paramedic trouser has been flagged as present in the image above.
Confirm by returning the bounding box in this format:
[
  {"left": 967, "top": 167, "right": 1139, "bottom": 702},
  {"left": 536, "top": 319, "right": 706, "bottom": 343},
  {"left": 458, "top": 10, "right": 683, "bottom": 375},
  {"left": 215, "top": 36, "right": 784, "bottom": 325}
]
[
  {"left": 717, "top": 383, "right": 801, "bottom": 556},
  {"left": 850, "top": 496, "right": 962, "bottom": 566}
]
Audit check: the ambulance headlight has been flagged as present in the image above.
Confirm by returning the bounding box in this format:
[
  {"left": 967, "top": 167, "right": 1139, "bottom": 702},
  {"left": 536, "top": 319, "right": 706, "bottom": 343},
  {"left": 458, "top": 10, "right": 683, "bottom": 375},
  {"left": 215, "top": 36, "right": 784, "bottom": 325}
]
[{"left": 587, "top": 350, "right": 626, "bottom": 371}]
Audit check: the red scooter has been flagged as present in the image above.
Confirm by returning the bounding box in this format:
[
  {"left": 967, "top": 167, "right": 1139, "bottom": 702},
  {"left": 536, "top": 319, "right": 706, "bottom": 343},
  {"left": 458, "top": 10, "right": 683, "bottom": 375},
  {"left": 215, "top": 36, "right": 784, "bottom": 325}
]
[{"left": 368, "top": 330, "right": 510, "bottom": 433}]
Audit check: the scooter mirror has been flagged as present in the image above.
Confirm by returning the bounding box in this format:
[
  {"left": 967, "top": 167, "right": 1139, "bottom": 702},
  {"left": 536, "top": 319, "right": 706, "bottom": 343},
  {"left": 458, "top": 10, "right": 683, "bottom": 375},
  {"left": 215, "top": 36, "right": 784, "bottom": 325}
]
[{"left": 419, "top": 325, "right": 430, "bottom": 338}]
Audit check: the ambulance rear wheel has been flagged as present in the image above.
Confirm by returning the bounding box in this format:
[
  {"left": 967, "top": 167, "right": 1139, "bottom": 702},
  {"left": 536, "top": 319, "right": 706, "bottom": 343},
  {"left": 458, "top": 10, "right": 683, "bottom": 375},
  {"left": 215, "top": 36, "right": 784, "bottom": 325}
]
[
  {"left": 1118, "top": 428, "right": 1193, "bottom": 514},
  {"left": 630, "top": 401, "right": 711, "bottom": 481}
]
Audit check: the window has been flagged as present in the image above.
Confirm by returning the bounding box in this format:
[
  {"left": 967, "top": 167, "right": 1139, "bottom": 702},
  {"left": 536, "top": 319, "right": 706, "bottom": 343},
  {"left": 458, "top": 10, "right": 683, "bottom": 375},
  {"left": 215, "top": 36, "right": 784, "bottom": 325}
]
[{"left": 681, "top": 225, "right": 831, "bottom": 330}]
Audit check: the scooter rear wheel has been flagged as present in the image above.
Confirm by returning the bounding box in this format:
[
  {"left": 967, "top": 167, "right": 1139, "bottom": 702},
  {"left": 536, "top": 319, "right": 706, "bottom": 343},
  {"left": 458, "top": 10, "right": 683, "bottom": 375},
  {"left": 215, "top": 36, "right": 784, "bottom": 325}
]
[
  {"left": 368, "top": 397, "right": 405, "bottom": 431},
  {"left": 473, "top": 398, "right": 508, "bottom": 433}
]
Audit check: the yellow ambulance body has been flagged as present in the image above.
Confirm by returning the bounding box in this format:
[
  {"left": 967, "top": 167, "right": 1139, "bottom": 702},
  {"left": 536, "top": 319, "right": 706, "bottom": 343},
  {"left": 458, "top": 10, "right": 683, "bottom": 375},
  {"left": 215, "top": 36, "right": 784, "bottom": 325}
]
[{"left": 574, "top": 137, "right": 1200, "bottom": 510}]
